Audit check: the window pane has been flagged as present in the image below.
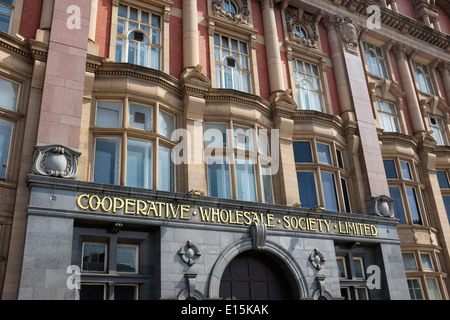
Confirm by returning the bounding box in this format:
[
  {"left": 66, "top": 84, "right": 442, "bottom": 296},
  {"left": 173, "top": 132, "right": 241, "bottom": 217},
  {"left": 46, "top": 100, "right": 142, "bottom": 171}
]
[
  {"left": 443, "top": 196, "right": 450, "bottom": 225},
  {"left": 402, "top": 253, "right": 417, "bottom": 271},
  {"left": 117, "top": 245, "right": 137, "bottom": 273},
  {"left": 127, "top": 139, "right": 152, "bottom": 189},
  {"left": 383, "top": 160, "right": 397, "bottom": 179},
  {"left": 337, "top": 258, "right": 347, "bottom": 278},
  {"left": 426, "top": 278, "right": 442, "bottom": 300},
  {"left": 234, "top": 126, "right": 250, "bottom": 150},
  {"left": 96, "top": 101, "right": 122, "bottom": 127},
  {"left": 293, "top": 141, "right": 312, "bottom": 163},
  {"left": 115, "top": 286, "right": 137, "bottom": 300},
  {"left": 407, "top": 279, "right": 423, "bottom": 300},
  {"left": 341, "top": 178, "right": 351, "bottom": 213},
  {"left": 0, "top": 77, "right": 18, "bottom": 111},
  {"left": 0, "top": 6, "right": 11, "bottom": 33},
  {"left": 389, "top": 186, "right": 407, "bottom": 224},
  {"left": 82, "top": 243, "right": 106, "bottom": 272},
  {"left": 80, "top": 285, "right": 105, "bottom": 300},
  {"left": 353, "top": 258, "right": 364, "bottom": 279},
  {"left": 420, "top": 254, "right": 433, "bottom": 270},
  {"left": 261, "top": 164, "right": 273, "bottom": 204},
  {"left": 129, "top": 104, "right": 151, "bottom": 131},
  {"left": 94, "top": 138, "right": 120, "bottom": 185},
  {"left": 207, "top": 157, "right": 231, "bottom": 198},
  {"left": 0, "top": 119, "right": 12, "bottom": 180},
  {"left": 297, "top": 171, "right": 318, "bottom": 208},
  {"left": 159, "top": 146, "right": 174, "bottom": 192},
  {"left": 115, "top": 37, "right": 126, "bottom": 62},
  {"left": 357, "top": 288, "right": 368, "bottom": 300},
  {"left": 235, "top": 158, "right": 256, "bottom": 202},
  {"left": 437, "top": 171, "right": 450, "bottom": 188},
  {"left": 321, "top": 172, "right": 339, "bottom": 211},
  {"left": 158, "top": 110, "right": 175, "bottom": 139},
  {"left": 406, "top": 187, "right": 422, "bottom": 225},
  {"left": 400, "top": 161, "right": 412, "bottom": 180},
  {"left": 205, "top": 123, "right": 227, "bottom": 147},
  {"left": 317, "top": 143, "right": 332, "bottom": 165}
]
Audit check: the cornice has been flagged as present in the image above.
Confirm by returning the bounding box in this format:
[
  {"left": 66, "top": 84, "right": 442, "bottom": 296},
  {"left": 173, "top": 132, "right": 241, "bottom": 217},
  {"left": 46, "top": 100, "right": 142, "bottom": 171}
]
[
  {"left": 319, "top": 0, "right": 450, "bottom": 52},
  {"left": 205, "top": 88, "right": 271, "bottom": 115},
  {"left": 0, "top": 32, "right": 32, "bottom": 61}
]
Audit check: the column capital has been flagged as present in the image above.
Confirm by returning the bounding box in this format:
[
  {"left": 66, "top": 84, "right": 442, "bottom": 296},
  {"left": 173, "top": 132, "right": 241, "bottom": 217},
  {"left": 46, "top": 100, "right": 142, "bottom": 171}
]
[
  {"left": 259, "top": 0, "right": 274, "bottom": 10},
  {"left": 322, "top": 14, "right": 361, "bottom": 55},
  {"left": 438, "top": 60, "right": 450, "bottom": 75},
  {"left": 391, "top": 42, "right": 412, "bottom": 60}
]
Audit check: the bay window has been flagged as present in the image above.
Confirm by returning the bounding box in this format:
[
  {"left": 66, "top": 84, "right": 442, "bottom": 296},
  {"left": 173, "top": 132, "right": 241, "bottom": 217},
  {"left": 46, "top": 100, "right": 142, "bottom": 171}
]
[
  {"left": 292, "top": 59, "right": 325, "bottom": 112},
  {"left": 92, "top": 100, "right": 176, "bottom": 192},
  {"left": 293, "top": 140, "right": 351, "bottom": 212}
]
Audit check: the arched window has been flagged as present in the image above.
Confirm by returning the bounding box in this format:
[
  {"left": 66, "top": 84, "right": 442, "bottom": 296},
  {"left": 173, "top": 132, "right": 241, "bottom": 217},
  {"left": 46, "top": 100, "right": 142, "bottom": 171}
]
[
  {"left": 214, "top": 33, "right": 251, "bottom": 93},
  {"left": 293, "top": 24, "right": 307, "bottom": 39},
  {"left": 412, "top": 61, "right": 435, "bottom": 95},
  {"left": 221, "top": 0, "right": 237, "bottom": 14},
  {"left": 116, "top": 4, "right": 161, "bottom": 70},
  {"left": 362, "top": 42, "right": 388, "bottom": 79}
]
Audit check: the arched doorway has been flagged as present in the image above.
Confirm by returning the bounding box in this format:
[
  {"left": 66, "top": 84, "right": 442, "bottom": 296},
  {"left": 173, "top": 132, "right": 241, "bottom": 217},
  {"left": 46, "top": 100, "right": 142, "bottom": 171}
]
[{"left": 219, "top": 251, "right": 298, "bottom": 300}]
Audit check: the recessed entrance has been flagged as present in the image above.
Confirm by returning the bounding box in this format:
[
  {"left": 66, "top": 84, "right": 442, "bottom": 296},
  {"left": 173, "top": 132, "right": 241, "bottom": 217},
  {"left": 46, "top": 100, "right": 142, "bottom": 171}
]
[{"left": 219, "top": 251, "right": 297, "bottom": 300}]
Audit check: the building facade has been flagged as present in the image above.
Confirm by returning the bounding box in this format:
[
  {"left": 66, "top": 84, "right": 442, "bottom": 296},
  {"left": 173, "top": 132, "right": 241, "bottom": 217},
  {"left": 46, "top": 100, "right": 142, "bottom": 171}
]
[{"left": 0, "top": 0, "right": 449, "bottom": 300}]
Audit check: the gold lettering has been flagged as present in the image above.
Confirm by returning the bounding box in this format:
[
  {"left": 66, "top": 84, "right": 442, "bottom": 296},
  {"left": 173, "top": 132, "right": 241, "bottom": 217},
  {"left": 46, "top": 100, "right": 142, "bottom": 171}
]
[
  {"left": 371, "top": 225, "right": 378, "bottom": 237},
  {"left": 298, "top": 218, "right": 307, "bottom": 230},
  {"left": 211, "top": 208, "right": 220, "bottom": 222},
  {"left": 309, "top": 218, "right": 317, "bottom": 231},
  {"left": 243, "top": 212, "right": 252, "bottom": 225},
  {"left": 199, "top": 207, "right": 210, "bottom": 221},
  {"left": 155, "top": 202, "right": 165, "bottom": 217},
  {"left": 180, "top": 205, "right": 191, "bottom": 220},
  {"left": 283, "top": 215, "right": 290, "bottom": 229},
  {"left": 136, "top": 200, "right": 148, "bottom": 215},
  {"left": 338, "top": 221, "right": 347, "bottom": 234},
  {"left": 125, "top": 199, "right": 136, "bottom": 215},
  {"left": 235, "top": 210, "right": 244, "bottom": 225},
  {"left": 251, "top": 212, "right": 260, "bottom": 223},
  {"left": 77, "top": 194, "right": 89, "bottom": 210},
  {"left": 101, "top": 197, "right": 112, "bottom": 212},
  {"left": 323, "top": 220, "right": 330, "bottom": 232},
  {"left": 113, "top": 197, "right": 124, "bottom": 213},
  {"left": 267, "top": 214, "right": 275, "bottom": 228},
  {"left": 89, "top": 195, "right": 101, "bottom": 211}
]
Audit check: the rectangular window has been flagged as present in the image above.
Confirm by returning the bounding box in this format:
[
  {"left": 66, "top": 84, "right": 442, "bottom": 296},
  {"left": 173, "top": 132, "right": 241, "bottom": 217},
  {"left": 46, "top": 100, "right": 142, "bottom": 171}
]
[
  {"left": 321, "top": 172, "right": 339, "bottom": 212},
  {"left": 235, "top": 158, "right": 257, "bottom": 202},
  {"left": 341, "top": 178, "right": 351, "bottom": 213},
  {"left": 158, "top": 110, "right": 175, "bottom": 139},
  {"left": 420, "top": 253, "right": 433, "bottom": 271},
  {"left": 406, "top": 187, "right": 422, "bottom": 225},
  {"left": 413, "top": 61, "right": 435, "bottom": 95},
  {"left": 363, "top": 42, "right": 388, "bottom": 78},
  {"left": 207, "top": 156, "right": 231, "bottom": 199},
  {"left": 0, "top": 119, "right": 12, "bottom": 180},
  {"left": 383, "top": 159, "right": 398, "bottom": 179},
  {"left": 400, "top": 161, "right": 412, "bottom": 180},
  {"left": 336, "top": 257, "right": 348, "bottom": 278},
  {"left": 292, "top": 58, "right": 324, "bottom": 112},
  {"left": 426, "top": 278, "right": 442, "bottom": 300},
  {"left": 159, "top": 146, "right": 174, "bottom": 192},
  {"left": 297, "top": 171, "right": 318, "bottom": 208},
  {"left": 234, "top": 126, "right": 251, "bottom": 151},
  {"left": 389, "top": 186, "right": 407, "bottom": 223},
  {"left": 402, "top": 253, "right": 417, "bottom": 271},
  {"left": 96, "top": 101, "right": 123, "bottom": 128},
  {"left": 260, "top": 164, "right": 274, "bottom": 204},
  {"left": 94, "top": 138, "right": 120, "bottom": 185},
  {"left": 80, "top": 284, "right": 106, "bottom": 300},
  {"left": 407, "top": 279, "right": 424, "bottom": 300},
  {"left": 129, "top": 104, "right": 152, "bottom": 131},
  {"left": 0, "top": 77, "right": 19, "bottom": 111},
  {"left": 82, "top": 243, "right": 107, "bottom": 272},
  {"left": 117, "top": 245, "right": 138, "bottom": 273},
  {"left": 437, "top": 171, "right": 450, "bottom": 188},
  {"left": 126, "top": 139, "right": 152, "bottom": 189},
  {"left": 205, "top": 123, "right": 227, "bottom": 147},
  {"left": 376, "top": 100, "right": 400, "bottom": 133},
  {"left": 357, "top": 287, "right": 369, "bottom": 300},
  {"left": 443, "top": 196, "right": 450, "bottom": 225},
  {"left": 317, "top": 143, "right": 332, "bottom": 165},
  {"left": 115, "top": 285, "right": 138, "bottom": 300},
  {"left": 293, "top": 141, "right": 312, "bottom": 163},
  {"left": 428, "top": 116, "right": 448, "bottom": 146},
  {"left": 0, "top": 0, "right": 14, "bottom": 34},
  {"left": 353, "top": 257, "right": 365, "bottom": 279}
]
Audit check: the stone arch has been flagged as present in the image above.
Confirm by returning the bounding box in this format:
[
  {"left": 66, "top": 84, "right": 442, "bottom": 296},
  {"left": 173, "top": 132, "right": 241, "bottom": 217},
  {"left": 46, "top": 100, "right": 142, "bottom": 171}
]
[{"left": 208, "top": 238, "right": 308, "bottom": 299}]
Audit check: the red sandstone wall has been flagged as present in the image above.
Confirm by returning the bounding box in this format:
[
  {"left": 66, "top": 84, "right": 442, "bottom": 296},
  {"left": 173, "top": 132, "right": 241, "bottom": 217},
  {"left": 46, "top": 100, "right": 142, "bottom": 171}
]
[
  {"left": 438, "top": 6, "right": 450, "bottom": 34},
  {"left": 19, "top": 0, "right": 42, "bottom": 41},
  {"left": 396, "top": 0, "right": 417, "bottom": 20},
  {"left": 95, "top": 0, "right": 112, "bottom": 58}
]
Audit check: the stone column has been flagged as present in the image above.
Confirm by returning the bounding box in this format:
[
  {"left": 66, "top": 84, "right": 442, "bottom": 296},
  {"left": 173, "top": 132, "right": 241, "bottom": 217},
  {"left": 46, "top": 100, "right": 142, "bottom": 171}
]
[
  {"left": 183, "top": 0, "right": 200, "bottom": 69},
  {"left": 260, "top": 0, "right": 285, "bottom": 95},
  {"left": 35, "top": 0, "right": 54, "bottom": 42},
  {"left": 438, "top": 61, "right": 450, "bottom": 102},
  {"left": 392, "top": 43, "right": 426, "bottom": 135}
]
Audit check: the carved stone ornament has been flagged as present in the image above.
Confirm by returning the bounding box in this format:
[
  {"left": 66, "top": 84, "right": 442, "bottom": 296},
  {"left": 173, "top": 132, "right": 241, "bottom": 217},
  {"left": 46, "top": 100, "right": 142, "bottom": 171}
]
[
  {"left": 326, "top": 15, "right": 361, "bottom": 55},
  {"left": 212, "top": 0, "right": 250, "bottom": 25},
  {"left": 366, "top": 195, "right": 395, "bottom": 218},
  {"left": 250, "top": 222, "right": 267, "bottom": 250},
  {"left": 32, "top": 144, "right": 81, "bottom": 179},
  {"left": 178, "top": 240, "right": 202, "bottom": 266},
  {"left": 309, "top": 248, "right": 326, "bottom": 270},
  {"left": 285, "top": 7, "right": 319, "bottom": 49}
]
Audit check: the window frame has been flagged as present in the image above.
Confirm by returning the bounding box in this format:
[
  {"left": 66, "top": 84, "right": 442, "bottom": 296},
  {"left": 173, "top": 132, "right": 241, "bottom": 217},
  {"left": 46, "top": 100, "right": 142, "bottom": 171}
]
[
  {"left": 362, "top": 42, "right": 389, "bottom": 79},
  {"left": 0, "top": 0, "right": 23, "bottom": 36},
  {"left": 375, "top": 99, "right": 401, "bottom": 133},
  {"left": 91, "top": 98, "right": 177, "bottom": 191},
  {"left": 110, "top": 1, "right": 170, "bottom": 73},
  {"left": 427, "top": 115, "right": 448, "bottom": 146},
  {"left": 81, "top": 242, "right": 108, "bottom": 273},
  {"left": 412, "top": 61, "right": 435, "bottom": 95}
]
